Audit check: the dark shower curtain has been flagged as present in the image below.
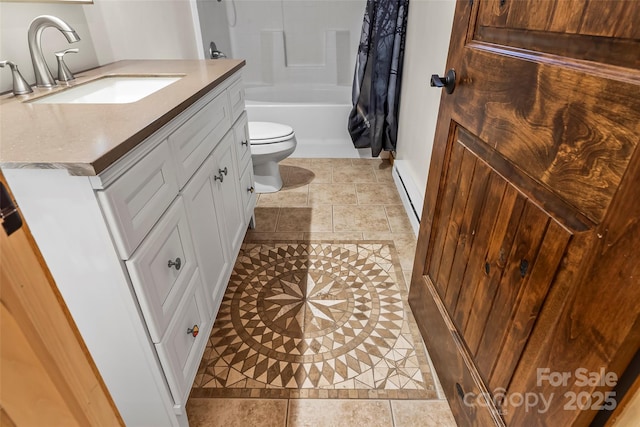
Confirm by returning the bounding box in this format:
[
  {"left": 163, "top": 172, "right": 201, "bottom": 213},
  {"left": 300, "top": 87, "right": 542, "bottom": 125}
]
[{"left": 348, "top": 0, "right": 409, "bottom": 157}]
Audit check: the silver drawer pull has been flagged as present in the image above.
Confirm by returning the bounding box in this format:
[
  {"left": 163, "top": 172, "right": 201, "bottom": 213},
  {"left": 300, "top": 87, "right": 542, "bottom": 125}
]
[
  {"left": 167, "top": 257, "right": 181, "bottom": 270},
  {"left": 241, "top": 140, "right": 248, "bottom": 146},
  {"left": 247, "top": 186, "right": 255, "bottom": 193},
  {"left": 187, "top": 325, "right": 199, "bottom": 337},
  {"left": 219, "top": 167, "right": 228, "bottom": 176}
]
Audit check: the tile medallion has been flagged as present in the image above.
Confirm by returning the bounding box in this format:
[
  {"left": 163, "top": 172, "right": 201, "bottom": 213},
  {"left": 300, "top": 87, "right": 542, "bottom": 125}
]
[{"left": 191, "top": 241, "right": 436, "bottom": 399}]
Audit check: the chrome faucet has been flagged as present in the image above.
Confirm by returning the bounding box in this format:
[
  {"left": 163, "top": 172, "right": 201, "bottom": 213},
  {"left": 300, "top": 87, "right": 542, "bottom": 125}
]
[{"left": 28, "top": 15, "right": 80, "bottom": 88}]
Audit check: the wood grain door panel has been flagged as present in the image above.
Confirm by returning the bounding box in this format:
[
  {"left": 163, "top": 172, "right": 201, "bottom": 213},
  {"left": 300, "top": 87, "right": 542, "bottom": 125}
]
[
  {"left": 450, "top": 45, "right": 639, "bottom": 223},
  {"left": 475, "top": 0, "right": 640, "bottom": 67},
  {"left": 425, "top": 124, "right": 577, "bottom": 396}
]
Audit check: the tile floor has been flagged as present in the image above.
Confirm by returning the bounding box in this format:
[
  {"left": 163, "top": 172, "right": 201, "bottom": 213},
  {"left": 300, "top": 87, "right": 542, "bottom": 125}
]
[
  {"left": 187, "top": 158, "right": 457, "bottom": 426},
  {"left": 192, "top": 241, "right": 436, "bottom": 399}
]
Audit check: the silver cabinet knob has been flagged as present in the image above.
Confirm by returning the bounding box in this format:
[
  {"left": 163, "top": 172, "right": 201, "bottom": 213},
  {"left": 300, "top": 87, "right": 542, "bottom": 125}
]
[{"left": 167, "top": 257, "right": 181, "bottom": 270}]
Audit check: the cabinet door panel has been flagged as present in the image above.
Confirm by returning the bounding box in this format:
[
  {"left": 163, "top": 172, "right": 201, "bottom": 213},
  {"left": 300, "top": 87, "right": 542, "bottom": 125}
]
[
  {"left": 233, "top": 112, "right": 252, "bottom": 171},
  {"left": 214, "top": 133, "right": 245, "bottom": 257},
  {"left": 126, "top": 198, "right": 197, "bottom": 343},
  {"left": 239, "top": 163, "right": 257, "bottom": 226},
  {"left": 182, "top": 156, "right": 231, "bottom": 319}
]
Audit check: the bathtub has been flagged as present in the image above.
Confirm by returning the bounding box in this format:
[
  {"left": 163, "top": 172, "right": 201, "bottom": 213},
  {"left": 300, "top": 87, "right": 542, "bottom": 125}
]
[{"left": 244, "top": 85, "right": 372, "bottom": 158}]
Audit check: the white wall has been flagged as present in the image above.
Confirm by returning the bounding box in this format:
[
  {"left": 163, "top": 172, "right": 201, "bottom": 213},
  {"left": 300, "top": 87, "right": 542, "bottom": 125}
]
[
  {"left": 0, "top": 2, "right": 99, "bottom": 93},
  {"left": 0, "top": 0, "right": 202, "bottom": 94},
  {"left": 83, "top": 0, "right": 202, "bottom": 65},
  {"left": 214, "top": 0, "right": 365, "bottom": 86},
  {"left": 196, "top": 0, "right": 232, "bottom": 60},
  {"left": 395, "top": 0, "right": 456, "bottom": 213}
]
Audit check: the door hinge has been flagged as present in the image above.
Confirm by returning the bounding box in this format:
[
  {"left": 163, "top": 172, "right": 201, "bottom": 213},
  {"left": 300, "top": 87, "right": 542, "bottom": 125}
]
[{"left": 0, "top": 182, "right": 23, "bottom": 236}]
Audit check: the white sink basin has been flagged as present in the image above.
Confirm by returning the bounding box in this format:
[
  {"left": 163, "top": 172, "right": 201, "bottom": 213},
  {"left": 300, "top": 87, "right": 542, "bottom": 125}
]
[{"left": 31, "top": 75, "right": 182, "bottom": 104}]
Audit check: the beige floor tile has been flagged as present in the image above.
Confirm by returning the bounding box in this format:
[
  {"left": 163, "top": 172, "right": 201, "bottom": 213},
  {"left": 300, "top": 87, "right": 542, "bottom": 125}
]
[
  {"left": 257, "top": 185, "right": 308, "bottom": 207},
  {"left": 333, "top": 164, "right": 377, "bottom": 183},
  {"left": 333, "top": 205, "right": 390, "bottom": 232},
  {"left": 374, "top": 165, "right": 395, "bottom": 183},
  {"left": 391, "top": 400, "right": 457, "bottom": 427},
  {"left": 308, "top": 183, "right": 357, "bottom": 205},
  {"left": 385, "top": 205, "right": 416, "bottom": 234},
  {"left": 402, "top": 270, "right": 413, "bottom": 292},
  {"left": 288, "top": 399, "right": 393, "bottom": 427},
  {"left": 281, "top": 165, "right": 318, "bottom": 187},
  {"left": 187, "top": 398, "right": 287, "bottom": 427},
  {"left": 310, "top": 158, "right": 353, "bottom": 167},
  {"left": 351, "top": 158, "right": 388, "bottom": 167},
  {"left": 363, "top": 232, "right": 417, "bottom": 270},
  {"left": 286, "top": 164, "right": 333, "bottom": 184},
  {"left": 356, "top": 183, "right": 403, "bottom": 205},
  {"left": 276, "top": 206, "right": 333, "bottom": 232},
  {"left": 252, "top": 207, "right": 280, "bottom": 232},
  {"left": 303, "top": 232, "right": 364, "bottom": 240},
  {"left": 281, "top": 158, "right": 312, "bottom": 167},
  {"left": 245, "top": 232, "right": 304, "bottom": 241}
]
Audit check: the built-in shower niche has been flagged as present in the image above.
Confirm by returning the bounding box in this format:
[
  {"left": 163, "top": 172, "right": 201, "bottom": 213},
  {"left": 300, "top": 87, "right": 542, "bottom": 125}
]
[{"left": 260, "top": 30, "right": 352, "bottom": 86}]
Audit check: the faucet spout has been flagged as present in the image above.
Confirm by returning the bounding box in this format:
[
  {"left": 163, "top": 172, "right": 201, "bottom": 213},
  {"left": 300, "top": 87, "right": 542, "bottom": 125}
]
[{"left": 28, "top": 15, "right": 80, "bottom": 88}]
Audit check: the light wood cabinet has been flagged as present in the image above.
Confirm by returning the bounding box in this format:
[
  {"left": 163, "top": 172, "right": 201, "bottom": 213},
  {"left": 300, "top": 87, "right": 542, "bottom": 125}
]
[{"left": 4, "top": 70, "right": 253, "bottom": 427}]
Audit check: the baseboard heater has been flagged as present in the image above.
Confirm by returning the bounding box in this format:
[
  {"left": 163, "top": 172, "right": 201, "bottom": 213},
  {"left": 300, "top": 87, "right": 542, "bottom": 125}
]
[{"left": 391, "top": 162, "right": 422, "bottom": 236}]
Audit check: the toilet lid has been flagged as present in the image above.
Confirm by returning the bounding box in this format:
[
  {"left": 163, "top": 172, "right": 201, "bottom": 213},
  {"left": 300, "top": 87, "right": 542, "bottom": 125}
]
[{"left": 249, "top": 122, "right": 295, "bottom": 145}]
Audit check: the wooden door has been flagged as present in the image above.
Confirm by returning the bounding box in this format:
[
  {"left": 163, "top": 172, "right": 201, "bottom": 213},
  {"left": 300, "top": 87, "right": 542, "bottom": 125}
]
[
  {"left": 408, "top": 1, "right": 640, "bottom": 426},
  {"left": 0, "top": 171, "right": 123, "bottom": 426}
]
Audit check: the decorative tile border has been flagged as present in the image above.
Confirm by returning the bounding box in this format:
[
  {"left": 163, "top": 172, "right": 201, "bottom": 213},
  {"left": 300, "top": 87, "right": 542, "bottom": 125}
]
[{"left": 190, "top": 240, "right": 437, "bottom": 400}]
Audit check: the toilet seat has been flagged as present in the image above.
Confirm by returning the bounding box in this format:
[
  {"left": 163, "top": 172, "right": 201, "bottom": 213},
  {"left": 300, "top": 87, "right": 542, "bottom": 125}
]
[{"left": 249, "top": 122, "right": 295, "bottom": 145}]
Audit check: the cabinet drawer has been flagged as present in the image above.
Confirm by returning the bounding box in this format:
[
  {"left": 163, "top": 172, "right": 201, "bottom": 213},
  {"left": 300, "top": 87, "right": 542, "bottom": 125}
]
[
  {"left": 227, "top": 76, "right": 245, "bottom": 123},
  {"left": 98, "top": 141, "right": 179, "bottom": 259},
  {"left": 233, "top": 112, "right": 251, "bottom": 172},
  {"left": 155, "top": 269, "right": 209, "bottom": 410},
  {"left": 126, "top": 197, "right": 197, "bottom": 342},
  {"left": 169, "top": 90, "right": 232, "bottom": 188},
  {"left": 239, "top": 162, "right": 257, "bottom": 225}
]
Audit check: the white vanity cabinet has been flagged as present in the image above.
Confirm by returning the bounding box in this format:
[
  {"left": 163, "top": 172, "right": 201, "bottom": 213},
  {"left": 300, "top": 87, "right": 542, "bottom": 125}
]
[
  {"left": 234, "top": 114, "right": 257, "bottom": 225},
  {"left": 4, "top": 69, "right": 253, "bottom": 427}
]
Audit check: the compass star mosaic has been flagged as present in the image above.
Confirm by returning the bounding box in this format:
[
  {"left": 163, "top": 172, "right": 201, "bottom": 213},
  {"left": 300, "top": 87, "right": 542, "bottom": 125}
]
[{"left": 191, "top": 241, "right": 437, "bottom": 399}]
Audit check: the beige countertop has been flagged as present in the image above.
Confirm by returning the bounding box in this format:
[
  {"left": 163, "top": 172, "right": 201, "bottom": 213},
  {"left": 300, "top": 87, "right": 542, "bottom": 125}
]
[{"left": 0, "top": 59, "right": 245, "bottom": 176}]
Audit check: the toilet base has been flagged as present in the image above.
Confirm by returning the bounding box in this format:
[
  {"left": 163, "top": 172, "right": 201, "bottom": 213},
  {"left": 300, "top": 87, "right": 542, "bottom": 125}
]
[{"left": 253, "top": 161, "right": 283, "bottom": 193}]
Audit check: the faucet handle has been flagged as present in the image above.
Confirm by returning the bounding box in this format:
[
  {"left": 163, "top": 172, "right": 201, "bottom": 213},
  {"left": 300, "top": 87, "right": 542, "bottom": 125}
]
[
  {"left": 55, "top": 48, "right": 78, "bottom": 82},
  {"left": 54, "top": 48, "right": 79, "bottom": 58},
  {"left": 0, "top": 60, "right": 34, "bottom": 95}
]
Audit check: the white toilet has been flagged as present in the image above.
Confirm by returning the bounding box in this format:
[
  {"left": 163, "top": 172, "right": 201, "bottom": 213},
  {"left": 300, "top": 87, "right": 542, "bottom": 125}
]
[{"left": 249, "top": 121, "right": 297, "bottom": 193}]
